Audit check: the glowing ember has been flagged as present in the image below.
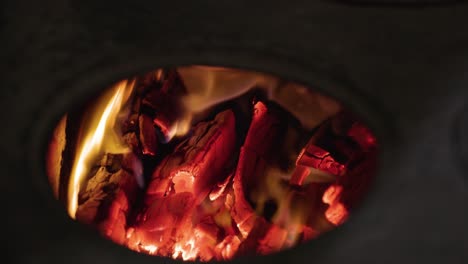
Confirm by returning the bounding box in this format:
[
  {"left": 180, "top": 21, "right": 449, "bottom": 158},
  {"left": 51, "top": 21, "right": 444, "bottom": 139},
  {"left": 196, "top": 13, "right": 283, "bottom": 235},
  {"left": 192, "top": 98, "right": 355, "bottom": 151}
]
[
  {"left": 323, "top": 185, "right": 348, "bottom": 225},
  {"left": 47, "top": 66, "right": 378, "bottom": 261}
]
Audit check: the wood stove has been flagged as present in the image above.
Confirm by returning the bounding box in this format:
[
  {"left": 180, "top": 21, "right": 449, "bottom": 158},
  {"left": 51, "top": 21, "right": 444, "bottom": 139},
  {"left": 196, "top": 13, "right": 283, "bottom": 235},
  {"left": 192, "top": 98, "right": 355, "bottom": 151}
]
[{"left": 2, "top": 1, "right": 468, "bottom": 264}]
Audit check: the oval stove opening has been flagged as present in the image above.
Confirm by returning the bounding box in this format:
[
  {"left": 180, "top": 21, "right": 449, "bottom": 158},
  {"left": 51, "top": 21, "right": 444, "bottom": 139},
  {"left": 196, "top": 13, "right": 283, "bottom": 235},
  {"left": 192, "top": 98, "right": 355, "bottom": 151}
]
[{"left": 46, "top": 66, "right": 378, "bottom": 261}]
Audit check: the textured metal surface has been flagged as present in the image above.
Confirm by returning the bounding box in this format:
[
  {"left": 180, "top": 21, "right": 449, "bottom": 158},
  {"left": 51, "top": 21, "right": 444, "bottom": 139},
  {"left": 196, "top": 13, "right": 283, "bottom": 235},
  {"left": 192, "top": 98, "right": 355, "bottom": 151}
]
[
  {"left": 455, "top": 103, "right": 468, "bottom": 183},
  {"left": 1, "top": 0, "right": 468, "bottom": 264}
]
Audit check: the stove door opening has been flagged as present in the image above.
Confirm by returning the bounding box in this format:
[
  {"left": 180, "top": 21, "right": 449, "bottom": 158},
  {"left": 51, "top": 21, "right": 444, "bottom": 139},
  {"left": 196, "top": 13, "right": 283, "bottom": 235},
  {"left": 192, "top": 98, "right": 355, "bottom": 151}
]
[{"left": 46, "top": 66, "right": 378, "bottom": 262}]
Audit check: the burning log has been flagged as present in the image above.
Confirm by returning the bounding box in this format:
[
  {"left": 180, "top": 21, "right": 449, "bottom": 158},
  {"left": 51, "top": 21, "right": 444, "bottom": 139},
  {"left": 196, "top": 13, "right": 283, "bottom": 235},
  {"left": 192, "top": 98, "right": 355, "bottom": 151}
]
[
  {"left": 296, "top": 145, "right": 345, "bottom": 176},
  {"left": 75, "top": 153, "right": 140, "bottom": 244},
  {"left": 146, "top": 109, "right": 237, "bottom": 199},
  {"left": 324, "top": 116, "right": 378, "bottom": 212},
  {"left": 127, "top": 109, "right": 237, "bottom": 259},
  {"left": 229, "top": 101, "right": 327, "bottom": 256},
  {"left": 305, "top": 114, "right": 378, "bottom": 226},
  {"left": 121, "top": 70, "right": 185, "bottom": 157},
  {"left": 231, "top": 101, "right": 282, "bottom": 242}
]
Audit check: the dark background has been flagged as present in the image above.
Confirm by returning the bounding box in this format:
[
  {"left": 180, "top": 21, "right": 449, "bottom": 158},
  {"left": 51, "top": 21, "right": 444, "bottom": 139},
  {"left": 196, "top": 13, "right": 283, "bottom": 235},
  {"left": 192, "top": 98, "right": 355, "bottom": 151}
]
[{"left": 1, "top": 0, "right": 467, "bottom": 263}]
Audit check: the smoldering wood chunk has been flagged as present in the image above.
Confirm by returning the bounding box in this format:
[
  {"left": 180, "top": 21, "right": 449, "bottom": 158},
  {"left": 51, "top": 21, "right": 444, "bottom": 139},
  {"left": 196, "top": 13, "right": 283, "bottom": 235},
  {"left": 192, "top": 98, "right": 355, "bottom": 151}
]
[
  {"left": 242, "top": 101, "right": 281, "bottom": 156},
  {"left": 290, "top": 143, "right": 344, "bottom": 185},
  {"left": 237, "top": 101, "right": 284, "bottom": 191},
  {"left": 292, "top": 113, "right": 377, "bottom": 225},
  {"left": 76, "top": 153, "right": 139, "bottom": 244},
  {"left": 289, "top": 111, "right": 377, "bottom": 186},
  {"left": 126, "top": 110, "right": 237, "bottom": 256},
  {"left": 314, "top": 114, "right": 378, "bottom": 210},
  {"left": 138, "top": 114, "right": 158, "bottom": 156},
  {"left": 231, "top": 101, "right": 282, "bottom": 239},
  {"left": 231, "top": 101, "right": 332, "bottom": 255},
  {"left": 146, "top": 110, "right": 237, "bottom": 199}
]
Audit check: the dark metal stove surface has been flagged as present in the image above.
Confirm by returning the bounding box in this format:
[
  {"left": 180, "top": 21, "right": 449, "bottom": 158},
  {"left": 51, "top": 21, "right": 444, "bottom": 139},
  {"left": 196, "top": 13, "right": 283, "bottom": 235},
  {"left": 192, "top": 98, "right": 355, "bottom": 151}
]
[{"left": 1, "top": 0, "right": 468, "bottom": 264}]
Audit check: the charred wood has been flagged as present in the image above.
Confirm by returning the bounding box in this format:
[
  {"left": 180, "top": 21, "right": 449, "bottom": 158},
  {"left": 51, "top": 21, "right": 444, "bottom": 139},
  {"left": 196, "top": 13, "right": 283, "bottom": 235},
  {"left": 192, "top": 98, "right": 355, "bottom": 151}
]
[{"left": 76, "top": 153, "right": 140, "bottom": 244}]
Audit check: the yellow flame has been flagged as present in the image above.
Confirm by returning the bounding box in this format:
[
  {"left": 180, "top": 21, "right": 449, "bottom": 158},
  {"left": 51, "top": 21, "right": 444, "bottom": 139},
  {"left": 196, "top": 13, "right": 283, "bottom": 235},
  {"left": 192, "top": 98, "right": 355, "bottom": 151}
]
[
  {"left": 67, "top": 80, "right": 134, "bottom": 219},
  {"left": 142, "top": 244, "right": 158, "bottom": 254},
  {"left": 173, "top": 237, "right": 198, "bottom": 261},
  {"left": 322, "top": 185, "right": 348, "bottom": 225}
]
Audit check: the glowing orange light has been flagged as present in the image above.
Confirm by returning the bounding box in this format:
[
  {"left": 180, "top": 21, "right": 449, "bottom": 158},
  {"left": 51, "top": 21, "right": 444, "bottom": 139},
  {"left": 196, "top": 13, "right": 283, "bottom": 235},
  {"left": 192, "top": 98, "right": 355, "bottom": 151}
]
[
  {"left": 46, "top": 66, "right": 377, "bottom": 261},
  {"left": 67, "top": 80, "right": 134, "bottom": 218},
  {"left": 322, "top": 185, "right": 348, "bottom": 225}
]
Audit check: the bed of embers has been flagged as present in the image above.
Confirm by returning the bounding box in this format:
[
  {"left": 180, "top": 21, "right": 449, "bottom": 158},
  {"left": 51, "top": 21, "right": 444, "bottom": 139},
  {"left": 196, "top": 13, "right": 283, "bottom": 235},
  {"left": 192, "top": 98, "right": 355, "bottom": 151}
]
[{"left": 46, "top": 66, "right": 377, "bottom": 262}]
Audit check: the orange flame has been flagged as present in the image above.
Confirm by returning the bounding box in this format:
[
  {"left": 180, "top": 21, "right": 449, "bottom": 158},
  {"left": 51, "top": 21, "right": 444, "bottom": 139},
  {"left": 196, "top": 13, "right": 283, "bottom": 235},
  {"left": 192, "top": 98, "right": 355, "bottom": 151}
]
[
  {"left": 67, "top": 80, "right": 135, "bottom": 218},
  {"left": 322, "top": 185, "right": 348, "bottom": 225}
]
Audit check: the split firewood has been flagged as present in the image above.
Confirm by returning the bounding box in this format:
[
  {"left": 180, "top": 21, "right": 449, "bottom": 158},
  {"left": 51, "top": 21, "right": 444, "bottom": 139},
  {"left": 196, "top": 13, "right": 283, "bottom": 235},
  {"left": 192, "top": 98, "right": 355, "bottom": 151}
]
[
  {"left": 231, "top": 101, "right": 330, "bottom": 255},
  {"left": 75, "top": 153, "right": 140, "bottom": 244},
  {"left": 289, "top": 143, "right": 345, "bottom": 186},
  {"left": 231, "top": 101, "right": 282, "bottom": 241},
  {"left": 146, "top": 109, "right": 237, "bottom": 199},
  {"left": 127, "top": 110, "right": 238, "bottom": 258},
  {"left": 316, "top": 115, "right": 378, "bottom": 212}
]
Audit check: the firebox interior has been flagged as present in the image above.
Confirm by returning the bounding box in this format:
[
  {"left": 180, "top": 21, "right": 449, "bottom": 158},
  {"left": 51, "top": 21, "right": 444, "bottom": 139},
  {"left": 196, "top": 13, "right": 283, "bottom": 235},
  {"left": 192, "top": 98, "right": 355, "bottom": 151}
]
[{"left": 46, "top": 66, "right": 378, "bottom": 262}]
